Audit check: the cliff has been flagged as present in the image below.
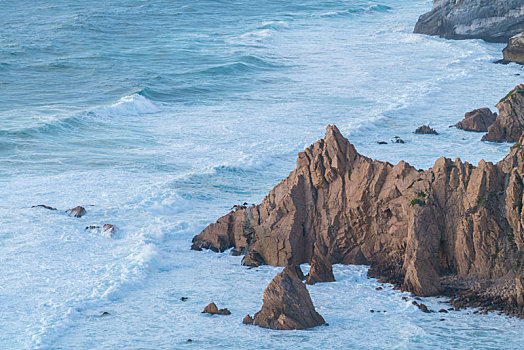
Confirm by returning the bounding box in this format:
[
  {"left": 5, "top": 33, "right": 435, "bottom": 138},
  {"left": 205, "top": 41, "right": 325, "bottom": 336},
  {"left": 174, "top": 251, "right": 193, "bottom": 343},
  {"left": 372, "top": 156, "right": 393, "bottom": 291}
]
[
  {"left": 483, "top": 84, "right": 524, "bottom": 143},
  {"left": 414, "top": 0, "right": 524, "bottom": 43},
  {"left": 503, "top": 32, "right": 524, "bottom": 64},
  {"left": 193, "top": 125, "right": 524, "bottom": 316}
]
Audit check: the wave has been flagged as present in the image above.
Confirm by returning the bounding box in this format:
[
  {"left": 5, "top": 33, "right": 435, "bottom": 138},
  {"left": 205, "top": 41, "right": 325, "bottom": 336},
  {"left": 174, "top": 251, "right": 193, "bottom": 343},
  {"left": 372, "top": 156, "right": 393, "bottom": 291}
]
[{"left": 317, "top": 3, "right": 391, "bottom": 17}]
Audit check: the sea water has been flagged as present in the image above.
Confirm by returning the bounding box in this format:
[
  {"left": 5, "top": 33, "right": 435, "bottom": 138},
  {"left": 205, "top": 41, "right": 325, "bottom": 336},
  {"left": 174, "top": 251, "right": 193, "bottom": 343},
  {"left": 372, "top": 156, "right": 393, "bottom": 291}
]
[{"left": 1, "top": 0, "right": 523, "bottom": 348}]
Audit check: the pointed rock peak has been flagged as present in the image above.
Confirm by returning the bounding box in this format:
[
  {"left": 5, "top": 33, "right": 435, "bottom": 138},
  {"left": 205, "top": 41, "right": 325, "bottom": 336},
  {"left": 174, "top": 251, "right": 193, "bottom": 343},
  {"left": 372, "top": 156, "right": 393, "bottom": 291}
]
[
  {"left": 497, "top": 84, "right": 524, "bottom": 106},
  {"left": 325, "top": 124, "right": 343, "bottom": 140}
]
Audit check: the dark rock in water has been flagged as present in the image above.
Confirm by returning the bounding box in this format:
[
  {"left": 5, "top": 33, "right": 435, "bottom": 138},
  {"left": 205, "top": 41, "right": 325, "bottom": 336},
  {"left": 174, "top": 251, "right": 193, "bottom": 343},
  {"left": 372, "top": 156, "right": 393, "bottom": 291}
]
[
  {"left": 66, "top": 206, "right": 86, "bottom": 218},
  {"left": 418, "top": 303, "right": 431, "bottom": 313},
  {"left": 414, "top": 125, "right": 438, "bottom": 135},
  {"left": 100, "top": 311, "right": 110, "bottom": 317},
  {"left": 376, "top": 286, "right": 383, "bottom": 291},
  {"left": 377, "top": 141, "right": 388, "bottom": 145},
  {"left": 483, "top": 84, "right": 524, "bottom": 143},
  {"left": 251, "top": 266, "right": 325, "bottom": 330},
  {"left": 439, "top": 309, "right": 448, "bottom": 313},
  {"left": 32, "top": 205, "right": 57, "bottom": 211},
  {"left": 180, "top": 297, "right": 188, "bottom": 302},
  {"left": 85, "top": 225, "right": 101, "bottom": 231},
  {"left": 242, "top": 314, "right": 254, "bottom": 325},
  {"left": 202, "top": 302, "right": 231, "bottom": 315},
  {"left": 187, "top": 339, "right": 192, "bottom": 343},
  {"left": 305, "top": 243, "right": 335, "bottom": 285},
  {"left": 414, "top": 0, "right": 524, "bottom": 43},
  {"left": 503, "top": 33, "right": 524, "bottom": 65},
  {"left": 241, "top": 250, "right": 265, "bottom": 267},
  {"left": 456, "top": 108, "right": 497, "bottom": 132},
  {"left": 391, "top": 136, "right": 405, "bottom": 144},
  {"left": 231, "top": 247, "right": 246, "bottom": 256}
]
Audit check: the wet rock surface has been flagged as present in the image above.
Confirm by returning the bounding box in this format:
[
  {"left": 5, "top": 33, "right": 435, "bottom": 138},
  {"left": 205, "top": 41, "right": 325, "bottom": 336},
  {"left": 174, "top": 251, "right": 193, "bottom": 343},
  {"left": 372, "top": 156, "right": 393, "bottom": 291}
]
[
  {"left": 305, "top": 243, "right": 335, "bottom": 285},
  {"left": 414, "top": 125, "right": 438, "bottom": 135},
  {"left": 31, "top": 204, "right": 57, "bottom": 211},
  {"left": 194, "top": 124, "right": 524, "bottom": 317},
  {"left": 250, "top": 266, "right": 325, "bottom": 330},
  {"left": 414, "top": 0, "right": 524, "bottom": 43},
  {"left": 456, "top": 108, "right": 497, "bottom": 132}
]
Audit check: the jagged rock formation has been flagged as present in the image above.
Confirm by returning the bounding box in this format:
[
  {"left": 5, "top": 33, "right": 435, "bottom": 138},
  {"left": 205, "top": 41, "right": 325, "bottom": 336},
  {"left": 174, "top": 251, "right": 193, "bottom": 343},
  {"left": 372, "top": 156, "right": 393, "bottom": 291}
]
[
  {"left": 456, "top": 108, "right": 497, "bottom": 132},
  {"left": 483, "top": 85, "right": 524, "bottom": 143},
  {"left": 503, "top": 33, "right": 524, "bottom": 64},
  {"left": 414, "top": 0, "right": 524, "bottom": 43},
  {"left": 414, "top": 125, "right": 439, "bottom": 135},
  {"left": 305, "top": 243, "right": 335, "bottom": 285},
  {"left": 193, "top": 124, "right": 524, "bottom": 316},
  {"left": 243, "top": 266, "right": 325, "bottom": 330}
]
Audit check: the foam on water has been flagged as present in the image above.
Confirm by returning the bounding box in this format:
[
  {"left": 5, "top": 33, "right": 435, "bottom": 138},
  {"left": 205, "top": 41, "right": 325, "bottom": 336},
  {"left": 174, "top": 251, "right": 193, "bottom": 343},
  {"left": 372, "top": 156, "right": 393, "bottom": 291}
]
[{"left": 1, "top": 0, "right": 524, "bottom": 349}]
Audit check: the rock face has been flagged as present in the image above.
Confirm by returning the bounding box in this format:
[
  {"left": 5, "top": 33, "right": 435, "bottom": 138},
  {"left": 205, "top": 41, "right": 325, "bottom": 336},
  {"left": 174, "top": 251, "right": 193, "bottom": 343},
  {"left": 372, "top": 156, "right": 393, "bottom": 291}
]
[
  {"left": 414, "top": 125, "right": 438, "bottom": 135},
  {"left": 414, "top": 0, "right": 524, "bottom": 43},
  {"left": 503, "top": 32, "right": 524, "bottom": 64},
  {"left": 483, "top": 85, "right": 524, "bottom": 143},
  {"left": 66, "top": 206, "right": 86, "bottom": 218},
  {"left": 456, "top": 108, "right": 497, "bottom": 132},
  {"left": 248, "top": 266, "right": 325, "bottom": 330},
  {"left": 305, "top": 243, "right": 335, "bottom": 285},
  {"left": 202, "top": 302, "right": 231, "bottom": 315},
  {"left": 193, "top": 124, "right": 524, "bottom": 316}
]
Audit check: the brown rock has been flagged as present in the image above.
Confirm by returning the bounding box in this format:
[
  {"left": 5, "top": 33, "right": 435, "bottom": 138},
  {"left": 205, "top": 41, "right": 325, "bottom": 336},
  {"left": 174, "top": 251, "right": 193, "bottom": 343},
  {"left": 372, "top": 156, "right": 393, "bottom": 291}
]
[
  {"left": 438, "top": 309, "right": 448, "bottom": 313},
  {"left": 193, "top": 123, "right": 524, "bottom": 316},
  {"left": 242, "top": 314, "right": 254, "bottom": 325},
  {"left": 251, "top": 266, "right": 325, "bottom": 330},
  {"left": 305, "top": 243, "right": 335, "bottom": 285},
  {"left": 456, "top": 108, "right": 497, "bottom": 132},
  {"left": 66, "top": 206, "right": 86, "bottom": 218},
  {"left": 502, "top": 33, "right": 524, "bottom": 65},
  {"left": 102, "top": 224, "right": 118, "bottom": 238},
  {"left": 483, "top": 85, "right": 524, "bottom": 143},
  {"left": 414, "top": 125, "right": 438, "bottom": 135},
  {"left": 202, "top": 302, "right": 231, "bottom": 315}
]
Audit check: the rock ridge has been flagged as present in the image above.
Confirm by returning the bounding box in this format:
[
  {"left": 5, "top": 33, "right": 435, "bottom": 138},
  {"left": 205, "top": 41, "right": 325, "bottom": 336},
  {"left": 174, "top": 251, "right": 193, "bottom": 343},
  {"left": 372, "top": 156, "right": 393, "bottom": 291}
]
[{"left": 193, "top": 125, "right": 524, "bottom": 317}]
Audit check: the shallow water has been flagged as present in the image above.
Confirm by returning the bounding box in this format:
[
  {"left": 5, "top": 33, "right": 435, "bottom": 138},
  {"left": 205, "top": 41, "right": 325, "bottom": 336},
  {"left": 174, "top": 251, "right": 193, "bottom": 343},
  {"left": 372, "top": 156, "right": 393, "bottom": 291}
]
[{"left": 1, "top": 0, "right": 523, "bottom": 349}]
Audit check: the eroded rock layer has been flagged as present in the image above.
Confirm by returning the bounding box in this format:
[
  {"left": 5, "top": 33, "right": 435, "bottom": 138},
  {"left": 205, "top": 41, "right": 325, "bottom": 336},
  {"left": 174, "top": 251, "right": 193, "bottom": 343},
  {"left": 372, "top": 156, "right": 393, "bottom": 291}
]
[
  {"left": 483, "top": 85, "right": 524, "bottom": 143},
  {"left": 193, "top": 125, "right": 524, "bottom": 316},
  {"left": 414, "top": 0, "right": 524, "bottom": 43}
]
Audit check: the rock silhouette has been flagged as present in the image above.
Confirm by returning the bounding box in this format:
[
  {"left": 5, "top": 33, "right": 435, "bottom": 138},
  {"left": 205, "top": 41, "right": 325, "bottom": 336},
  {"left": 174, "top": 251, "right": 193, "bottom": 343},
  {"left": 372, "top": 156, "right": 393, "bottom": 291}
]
[
  {"left": 202, "top": 302, "right": 231, "bottom": 315},
  {"left": 456, "top": 108, "right": 497, "bottom": 132}
]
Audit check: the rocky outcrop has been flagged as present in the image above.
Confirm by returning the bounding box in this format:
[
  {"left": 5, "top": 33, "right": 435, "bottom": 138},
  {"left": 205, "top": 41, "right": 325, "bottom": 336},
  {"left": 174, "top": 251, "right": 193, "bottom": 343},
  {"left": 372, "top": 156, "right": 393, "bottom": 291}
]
[
  {"left": 483, "top": 85, "right": 524, "bottom": 143},
  {"left": 414, "top": 0, "right": 524, "bottom": 43},
  {"left": 503, "top": 32, "right": 524, "bottom": 64},
  {"left": 202, "top": 302, "right": 231, "bottom": 315},
  {"left": 193, "top": 124, "right": 524, "bottom": 316},
  {"left": 31, "top": 204, "right": 57, "bottom": 211},
  {"left": 66, "top": 206, "right": 86, "bottom": 218},
  {"left": 415, "top": 125, "right": 438, "bottom": 135},
  {"left": 456, "top": 108, "right": 497, "bottom": 132},
  {"left": 241, "top": 250, "right": 265, "bottom": 267},
  {"left": 245, "top": 266, "right": 325, "bottom": 330},
  {"left": 305, "top": 243, "right": 335, "bottom": 285}
]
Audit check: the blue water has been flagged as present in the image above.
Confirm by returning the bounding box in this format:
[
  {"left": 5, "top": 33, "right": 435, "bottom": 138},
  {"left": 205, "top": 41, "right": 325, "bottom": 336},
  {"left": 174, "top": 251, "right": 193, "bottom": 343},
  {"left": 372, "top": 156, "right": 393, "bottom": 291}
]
[{"left": 1, "top": 0, "right": 523, "bottom": 348}]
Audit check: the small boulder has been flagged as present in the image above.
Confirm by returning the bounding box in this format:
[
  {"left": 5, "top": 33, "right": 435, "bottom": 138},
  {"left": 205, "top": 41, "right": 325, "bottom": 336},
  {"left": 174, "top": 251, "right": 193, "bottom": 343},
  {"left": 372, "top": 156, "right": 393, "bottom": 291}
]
[
  {"left": 180, "top": 297, "right": 188, "bottom": 302},
  {"left": 456, "top": 108, "right": 497, "bottom": 132},
  {"left": 101, "top": 224, "right": 118, "bottom": 238},
  {"left": 242, "top": 314, "right": 254, "bottom": 325},
  {"left": 391, "top": 136, "right": 405, "bottom": 144},
  {"left": 438, "top": 309, "right": 448, "bottom": 313},
  {"left": 305, "top": 244, "right": 335, "bottom": 285},
  {"left": 202, "top": 302, "right": 231, "bottom": 315},
  {"left": 414, "top": 125, "right": 438, "bottom": 135},
  {"left": 66, "top": 206, "right": 86, "bottom": 218},
  {"left": 377, "top": 141, "right": 388, "bottom": 145},
  {"left": 32, "top": 205, "right": 57, "bottom": 211},
  {"left": 250, "top": 266, "right": 325, "bottom": 330},
  {"left": 100, "top": 311, "right": 111, "bottom": 317},
  {"left": 241, "top": 250, "right": 265, "bottom": 267}
]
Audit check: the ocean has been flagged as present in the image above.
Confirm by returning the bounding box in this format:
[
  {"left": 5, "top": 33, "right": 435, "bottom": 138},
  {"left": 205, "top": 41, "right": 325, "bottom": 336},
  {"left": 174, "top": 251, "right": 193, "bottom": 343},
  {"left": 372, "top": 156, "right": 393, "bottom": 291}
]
[{"left": 1, "top": 0, "right": 523, "bottom": 348}]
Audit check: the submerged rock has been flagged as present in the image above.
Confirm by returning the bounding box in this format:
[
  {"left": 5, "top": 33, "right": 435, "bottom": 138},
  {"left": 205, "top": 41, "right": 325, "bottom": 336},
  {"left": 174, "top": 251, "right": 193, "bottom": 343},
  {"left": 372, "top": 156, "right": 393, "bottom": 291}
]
[
  {"left": 414, "top": 125, "right": 438, "bottom": 135},
  {"left": 483, "top": 84, "right": 524, "bottom": 143},
  {"left": 31, "top": 204, "right": 57, "bottom": 211},
  {"left": 391, "top": 136, "right": 405, "bottom": 144},
  {"left": 456, "top": 108, "right": 497, "bottom": 132},
  {"left": 414, "top": 0, "right": 524, "bottom": 43},
  {"left": 202, "top": 302, "right": 231, "bottom": 315},
  {"left": 66, "top": 206, "right": 86, "bottom": 218},
  {"left": 101, "top": 224, "right": 118, "bottom": 238},
  {"left": 242, "top": 314, "right": 254, "bottom": 325},
  {"left": 503, "top": 32, "right": 524, "bottom": 65},
  {"left": 251, "top": 266, "right": 325, "bottom": 330},
  {"left": 305, "top": 243, "right": 335, "bottom": 285},
  {"left": 241, "top": 250, "right": 265, "bottom": 267}
]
